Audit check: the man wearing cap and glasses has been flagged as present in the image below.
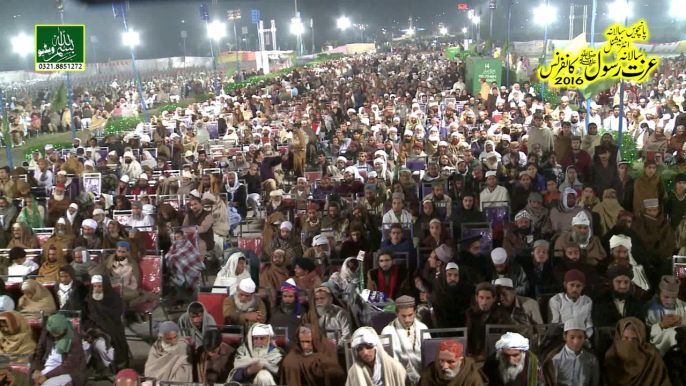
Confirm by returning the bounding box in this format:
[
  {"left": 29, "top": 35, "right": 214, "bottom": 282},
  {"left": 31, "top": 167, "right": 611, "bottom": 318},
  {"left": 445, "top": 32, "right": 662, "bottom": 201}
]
[{"left": 645, "top": 275, "right": 686, "bottom": 356}]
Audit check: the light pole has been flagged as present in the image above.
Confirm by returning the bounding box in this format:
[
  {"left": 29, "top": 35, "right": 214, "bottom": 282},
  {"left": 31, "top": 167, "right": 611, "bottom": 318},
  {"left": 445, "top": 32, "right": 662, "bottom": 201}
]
[
  {"left": 180, "top": 30, "right": 187, "bottom": 68},
  {"left": 291, "top": 17, "right": 304, "bottom": 54},
  {"left": 57, "top": 1, "right": 77, "bottom": 140},
  {"left": 113, "top": 1, "right": 149, "bottom": 123},
  {"left": 535, "top": 1, "right": 555, "bottom": 98},
  {"left": 11, "top": 34, "right": 33, "bottom": 70},
  {"left": 506, "top": 0, "right": 513, "bottom": 86},
  {"left": 611, "top": 0, "right": 632, "bottom": 156},
  {"left": 338, "top": 16, "right": 351, "bottom": 43},
  {"left": 585, "top": 0, "right": 597, "bottom": 134},
  {"left": 207, "top": 21, "right": 226, "bottom": 95},
  {"left": 472, "top": 16, "right": 481, "bottom": 53},
  {"left": 227, "top": 10, "right": 241, "bottom": 81},
  {"left": 0, "top": 87, "right": 13, "bottom": 169}
]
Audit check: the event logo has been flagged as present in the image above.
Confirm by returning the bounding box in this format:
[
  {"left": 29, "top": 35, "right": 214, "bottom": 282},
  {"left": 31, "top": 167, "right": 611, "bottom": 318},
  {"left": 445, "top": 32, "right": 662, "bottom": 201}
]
[
  {"left": 538, "top": 20, "right": 659, "bottom": 88},
  {"left": 35, "top": 25, "right": 86, "bottom": 72}
]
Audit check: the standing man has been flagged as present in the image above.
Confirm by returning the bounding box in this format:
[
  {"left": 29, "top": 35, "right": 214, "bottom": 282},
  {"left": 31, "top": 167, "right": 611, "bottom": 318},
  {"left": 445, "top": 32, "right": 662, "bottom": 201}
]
[{"left": 381, "top": 296, "right": 429, "bottom": 385}]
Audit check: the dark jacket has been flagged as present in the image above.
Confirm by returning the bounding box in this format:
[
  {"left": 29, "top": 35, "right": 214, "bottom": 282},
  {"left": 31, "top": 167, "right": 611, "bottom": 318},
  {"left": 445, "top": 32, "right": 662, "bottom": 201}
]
[
  {"left": 465, "top": 305, "right": 514, "bottom": 359},
  {"left": 60, "top": 281, "right": 87, "bottom": 312},
  {"left": 31, "top": 328, "right": 87, "bottom": 385},
  {"left": 592, "top": 293, "right": 643, "bottom": 328}
]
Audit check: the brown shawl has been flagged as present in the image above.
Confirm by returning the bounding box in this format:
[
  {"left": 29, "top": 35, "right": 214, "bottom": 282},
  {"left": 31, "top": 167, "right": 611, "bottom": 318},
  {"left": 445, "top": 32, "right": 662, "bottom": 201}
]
[
  {"left": 263, "top": 212, "right": 286, "bottom": 257},
  {"left": 592, "top": 189, "right": 624, "bottom": 235},
  {"left": 0, "top": 311, "right": 36, "bottom": 358},
  {"left": 17, "top": 279, "right": 56, "bottom": 316},
  {"left": 419, "top": 356, "right": 487, "bottom": 386},
  {"left": 280, "top": 322, "right": 345, "bottom": 386},
  {"left": 42, "top": 218, "right": 75, "bottom": 256},
  {"left": 7, "top": 223, "right": 38, "bottom": 250},
  {"left": 633, "top": 172, "right": 663, "bottom": 215},
  {"left": 604, "top": 317, "right": 671, "bottom": 386},
  {"left": 259, "top": 263, "right": 290, "bottom": 308},
  {"left": 37, "top": 246, "right": 66, "bottom": 283}
]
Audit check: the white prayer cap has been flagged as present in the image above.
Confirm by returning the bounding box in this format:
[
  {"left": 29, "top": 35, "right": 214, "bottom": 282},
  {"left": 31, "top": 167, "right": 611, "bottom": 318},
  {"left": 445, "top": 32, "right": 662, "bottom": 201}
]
[
  {"left": 84, "top": 160, "right": 95, "bottom": 168},
  {"left": 485, "top": 171, "right": 497, "bottom": 178},
  {"left": 120, "top": 175, "right": 130, "bottom": 183},
  {"left": 404, "top": 129, "right": 414, "bottom": 137},
  {"left": 514, "top": 210, "right": 532, "bottom": 222},
  {"left": 91, "top": 275, "right": 103, "bottom": 284},
  {"left": 238, "top": 278, "right": 256, "bottom": 294},
  {"left": 82, "top": 219, "right": 97, "bottom": 230},
  {"left": 313, "top": 234, "right": 328, "bottom": 246},
  {"left": 571, "top": 211, "right": 590, "bottom": 226},
  {"left": 124, "top": 151, "right": 134, "bottom": 159},
  {"left": 45, "top": 144, "right": 54, "bottom": 151},
  {"left": 609, "top": 234, "right": 632, "bottom": 250},
  {"left": 93, "top": 209, "right": 105, "bottom": 216},
  {"left": 57, "top": 218, "right": 66, "bottom": 225},
  {"left": 270, "top": 189, "right": 284, "bottom": 197},
  {"left": 285, "top": 278, "right": 297, "bottom": 287},
  {"left": 189, "top": 189, "right": 201, "bottom": 199},
  {"left": 336, "top": 156, "right": 347, "bottom": 164},
  {"left": 561, "top": 96, "right": 570, "bottom": 102},
  {"left": 564, "top": 319, "right": 586, "bottom": 332},
  {"left": 491, "top": 247, "right": 507, "bottom": 264},
  {"left": 182, "top": 171, "right": 193, "bottom": 179},
  {"left": 368, "top": 171, "right": 378, "bottom": 178},
  {"left": 438, "top": 141, "right": 448, "bottom": 147},
  {"left": 494, "top": 278, "right": 514, "bottom": 288},
  {"left": 445, "top": 262, "right": 459, "bottom": 271},
  {"left": 251, "top": 323, "right": 274, "bottom": 337},
  {"left": 58, "top": 171, "right": 68, "bottom": 176},
  {"left": 279, "top": 221, "right": 293, "bottom": 231},
  {"left": 373, "top": 158, "right": 384, "bottom": 165},
  {"left": 495, "top": 332, "right": 530, "bottom": 352},
  {"left": 21, "top": 282, "right": 32, "bottom": 291},
  {"left": 138, "top": 173, "right": 148, "bottom": 180},
  {"left": 351, "top": 327, "right": 380, "bottom": 349}
]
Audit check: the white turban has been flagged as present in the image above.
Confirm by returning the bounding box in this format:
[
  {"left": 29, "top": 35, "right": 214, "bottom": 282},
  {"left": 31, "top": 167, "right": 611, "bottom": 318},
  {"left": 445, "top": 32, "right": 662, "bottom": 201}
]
[
  {"left": 514, "top": 210, "right": 531, "bottom": 222},
  {"left": 57, "top": 218, "right": 66, "bottom": 225},
  {"left": 337, "top": 156, "right": 347, "bottom": 164},
  {"left": 609, "top": 234, "right": 632, "bottom": 250},
  {"left": 351, "top": 327, "right": 379, "bottom": 349},
  {"left": 571, "top": 211, "right": 590, "bottom": 226},
  {"left": 485, "top": 171, "right": 497, "bottom": 178},
  {"left": 21, "top": 282, "right": 32, "bottom": 291},
  {"left": 251, "top": 323, "right": 274, "bottom": 337},
  {"left": 313, "top": 234, "right": 328, "bottom": 246},
  {"left": 91, "top": 275, "right": 103, "bottom": 284},
  {"left": 404, "top": 129, "right": 414, "bottom": 137},
  {"left": 279, "top": 221, "right": 293, "bottom": 231},
  {"left": 495, "top": 332, "right": 530, "bottom": 352},
  {"left": 238, "top": 278, "right": 256, "bottom": 294},
  {"left": 82, "top": 219, "right": 97, "bottom": 230}
]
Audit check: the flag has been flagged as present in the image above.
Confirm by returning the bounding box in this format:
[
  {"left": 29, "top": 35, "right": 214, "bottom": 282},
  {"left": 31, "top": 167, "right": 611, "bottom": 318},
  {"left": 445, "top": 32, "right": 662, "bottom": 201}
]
[
  {"left": 51, "top": 81, "right": 68, "bottom": 113},
  {"left": 561, "top": 32, "right": 587, "bottom": 57},
  {"left": 579, "top": 77, "right": 616, "bottom": 100},
  {"left": 1, "top": 111, "right": 9, "bottom": 147}
]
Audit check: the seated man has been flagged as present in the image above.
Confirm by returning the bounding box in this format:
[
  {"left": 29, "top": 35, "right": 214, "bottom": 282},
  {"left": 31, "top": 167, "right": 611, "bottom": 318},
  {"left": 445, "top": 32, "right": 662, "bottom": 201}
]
[
  {"left": 178, "top": 302, "right": 216, "bottom": 349},
  {"left": 7, "top": 247, "right": 39, "bottom": 284},
  {"left": 125, "top": 201, "right": 155, "bottom": 231},
  {"left": 592, "top": 265, "right": 642, "bottom": 327},
  {"left": 37, "top": 246, "right": 67, "bottom": 283},
  {"left": 418, "top": 340, "right": 487, "bottom": 386},
  {"left": 482, "top": 332, "right": 545, "bottom": 386},
  {"left": 292, "top": 258, "right": 323, "bottom": 292},
  {"left": 382, "top": 193, "right": 413, "bottom": 227},
  {"left": 465, "top": 282, "right": 514, "bottom": 360},
  {"left": 193, "top": 330, "right": 235, "bottom": 384},
  {"left": 542, "top": 319, "right": 600, "bottom": 386},
  {"left": 82, "top": 328, "right": 115, "bottom": 376},
  {"left": 223, "top": 278, "right": 267, "bottom": 330},
  {"left": 366, "top": 249, "right": 410, "bottom": 300},
  {"left": 57, "top": 265, "right": 86, "bottom": 312},
  {"left": 74, "top": 218, "right": 103, "bottom": 249},
  {"left": 548, "top": 270, "right": 594, "bottom": 340},
  {"left": 144, "top": 321, "right": 193, "bottom": 382},
  {"left": 101, "top": 241, "right": 157, "bottom": 308},
  {"left": 488, "top": 248, "right": 529, "bottom": 296},
  {"left": 323, "top": 256, "right": 360, "bottom": 294},
  {"left": 30, "top": 314, "right": 87, "bottom": 386},
  {"left": 503, "top": 210, "right": 538, "bottom": 261},
  {"left": 70, "top": 247, "right": 98, "bottom": 282},
  {"left": 281, "top": 324, "right": 345, "bottom": 385},
  {"left": 380, "top": 223, "right": 415, "bottom": 268},
  {"left": 553, "top": 212, "right": 607, "bottom": 266},
  {"left": 645, "top": 275, "right": 686, "bottom": 356},
  {"left": 381, "top": 296, "right": 429, "bottom": 384},
  {"left": 229, "top": 323, "right": 285, "bottom": 385},
  {"left": 0, "top": 311, "right": 36, "bottom": 358},
  {"left": 347, "top": 327, "right": 407, "bottom": 386},
  {"left": 266, "top": 221, "right": 302, "bottom": 266},
  {"left": 313, "top": 286, "right": 352, "bottom": 348},
  {"left": 259, "top": 249, "right": 290, "bottom": 307},
  {"left": 495, "top": 278, "right": 543, "bottom": 326},
  {"left": 269, "top": 279, "right": 306, "bottom": 344}
]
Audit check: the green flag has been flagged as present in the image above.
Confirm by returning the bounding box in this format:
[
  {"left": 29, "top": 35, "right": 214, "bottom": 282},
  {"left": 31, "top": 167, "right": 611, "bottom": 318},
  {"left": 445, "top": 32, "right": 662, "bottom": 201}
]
[
  {"left": 51, "top": 81, "right": 68, "bottom": 113},
  {"left": 2, "top": 111, "right": 9, "bottom": 147},
  {"left": 579, "top": 77, "right": 616, "bottom": 101}
]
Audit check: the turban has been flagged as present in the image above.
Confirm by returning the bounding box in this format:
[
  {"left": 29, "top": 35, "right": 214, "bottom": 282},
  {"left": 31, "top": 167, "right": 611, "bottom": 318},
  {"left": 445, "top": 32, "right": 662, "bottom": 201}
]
[
  {"left": 514, "top": 210, "right": 531, "bottom": 222},
  {"left": 564, "top": 269, "right": 586, "bottom": 284},
  {"left": 395, "top": 295, "right": 415, "bottom": 309},
  {"left": 392, "top": 192, "right": 405, "bottom": 200},
  {"left": 609, "top": 235, "right": 632, "bottom": 250},
  {"left": 485, "top": 171, "right": 497, "bottom": 178},
  {"left": 491, "top": 248, "right": 507, "bottom": 264},
  {"left": 617, "top": 210, "right": 634, "bottom": 220},
  {"left": 239, "top": 278, "right": 256, "bottom": 294},
  {"left": 252, "top": 323, "right": 274, "bottom": 337},
  {"left": 446, "top": 262, "right": 459, "bottom": 271},
  {"left": 270, "top": 189, "right": 284, "bottom": 197},
  {"left": 572, "top": 211, "right": 590, "bottom": 226},
  {"left": 659, "top": 275, "right": 681, "bottom": 294},
  {"left": 280, "top": 278, "right": 298, "bottom": 293},
  {"left": 69, "top": 203, "right": 78, "bottom": 209},
  {"left": 337, "top": 156, "right": 347, "bottom": 163},
  {"left": 434, "top": 244, "right": 453, "bottom": 264},
  {"left": 158, "top": 321, "right": 179, "bottom": 335},
  {"left": 57, "top": 218, "right": 66, "bottom": 225},
  {"left": 306, "top": 203, "right": 319, "bottom": 211},
  {"left": 312, "top": 234, "right": 329, "bottom": 246},
  {"left": 279, "top": 221, "right": 293, "bottom": 231},
  {"left": 91, "top": 275, "right": 103, "bottom": 284},
  {"left": 82, "top": 219, "right": 97, "bottom": 230},
  {"left": 352, "top": 327, "right": 379, "bottom": 349},
  {"left": 21, "top": 282, "right": 32, "bottom": 291},
  {"left": 438, "top": 340, "right": 464, "bottom": 357},
  {"left": 117, "top": 241, "right": 131, "bottom": 250},
  {"left": 495, "top": 332, "right": 530, "bottom": 352}
]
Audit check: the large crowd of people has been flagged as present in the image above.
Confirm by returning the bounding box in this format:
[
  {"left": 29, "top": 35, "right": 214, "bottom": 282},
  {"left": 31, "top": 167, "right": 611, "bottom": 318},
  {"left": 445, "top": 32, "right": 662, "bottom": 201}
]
[{"left": 1, "top": 40, "right": 686, "bottom": 385}]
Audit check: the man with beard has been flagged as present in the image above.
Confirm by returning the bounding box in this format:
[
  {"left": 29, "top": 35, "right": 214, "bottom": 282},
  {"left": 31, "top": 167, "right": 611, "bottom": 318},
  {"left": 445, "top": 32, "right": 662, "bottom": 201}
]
[
  {"left": 465, "top": 282, "right": 514, "bottom": 360},
  {"left": 495, "top": 278, "right": 542, "bottom": 326},
  {"left": 265, "top": 221, "right": 302, "bottom": 266},
  {"left": 114, "top": 175, "right": 132, "bottom": 196},
  {"left": 600, "top": 210, "right": 645, "bottom": 255},
  {"left": 313, "top": 287, "right": 352, "bottom": 348},
  {"left": 182, "top": 195, "right": 214, "bottom": 259},
  {"left": 321, "top": 203, "right": 349, "bottom": 249},
  {"left": 542, "top": 319, "right": 600, "bottom": 385},
  {"left": 381, "top": 296, "right": 429, "bottom": 384},
  {"left": 632, "top": 198, "right": 676, "bottom": 268},
  {"left": 553, "top": 212, "right": 607, "bottom": 266},
  {"left": 527, "top": 113, "right": 555, "bottom": 153},
  {"left": 131, "top": 174, "right": 156, "bottom": 196},
  {"left": 281, "top": 323, "right": 345, "bottom": 386},
  {"left": 229, "top": 323, "right": 285, "bottom": 385},
  {"left": 487, "top": 248, "right": 529, "bottom": 296},
  {"left": 144, "top": 321, "right": 193, "bottom": 382},
  {"left": 266, "top": 189, "right": 289, "bottom": 217},
  {"left": 419, "top": 340, "right": 486, "bottom": 386},
  {"left": 56, "top": 265, "right": 85, "bottom": 312},
  {"left": 336, "top": 167, "right": 364, "bottom": 195},
  {"left": 592, "top": 265, "right": 642, "bottom": 327},
  {"left": 64, "top": 202, "right": 82, "bottom": 230},
  {"left": 482, "top": 332, "right": 545, "bottom": 386},
  {"left": 645, "top": 275, "right": 686, "bottom": 356},
  {"left": 503, "top": 210, "right": 538, "bottom": 261},
  {"left": 223, "top": 278, "right": 267, "bottom": 330},
  {"left": 366, "top": 249, "right": 410, "bottom": 300},
  {"left": 46, "top": 184, "right": 71, "bottom": 226},
  {"left": 347, "top": 327, "right": 408, "bottom": 386},
  {"left": 259, "top": 249, "right": 290, "bottom": 306},
  {"left": 429, "top": 262, "right": 473, "bottom": 328},
  {"left": 74, "top": 219, "right": 103, "bottom": 249},
  {"left": 42, "top": 217, "right": 75, "bottom": 252},
  {"left": 269, "top": 279, "right": 306, "bottom": 344},
  {"left": 71, "top": 247, "right": 98, "bottom": 282},
  {"left": 313, "top": 175, "right": 336, "bottom": 197},
  {"left": 398, "top": 129, "right": 416, "bottom": 166},
  {"left": 424, "top": 181, "right": 453, "bottom": 219},
  {"left": 125, "top": 201, "right": 155, "bottom": 231},
  {"left": 120, "top": 151, "right": 142, "bottom": 180},
  {"left": 81, "top": 275, "right": 128, "bottom": 368},
  {"left": 102, "top": 241, "right": 157, "bottom": 308},
  {"left": 548, "top": 270, "right": 594, "bottom": 339},
  {"left": 192, "top": 330, "right": 234, "bottom": 384}
]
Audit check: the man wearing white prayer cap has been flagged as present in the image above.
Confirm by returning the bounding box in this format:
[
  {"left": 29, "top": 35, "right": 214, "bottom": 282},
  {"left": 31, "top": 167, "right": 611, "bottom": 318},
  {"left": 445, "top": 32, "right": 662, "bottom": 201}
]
[
  {"left": 229, "top": 323, "right": 285, "bottom": 385},
  {"left": 494, "top": 277, "right": 543, "bottom": 326},
  {"left": 347, "top": 327, "right": 408, "bottom": 386},
  {"left": 488, "top": 247, "right": 529, "bottom": 296},
  {"left": 480, "top": 169, "right": 510, "bottom": 210},
  {"left": 482, "top": 331, "right": 546, "bottom": 385},
  {"left": 541, "top": 319, "right": 600, "bottom": 385},
  {"left": 553, "top": 210, "right": 607, "bottom": 266},
  {"left": 223, "top": 278, "right": 267, "bottom": 331},
  {"left": 75, "top": 218, "right": 103, "bottom": 249}
]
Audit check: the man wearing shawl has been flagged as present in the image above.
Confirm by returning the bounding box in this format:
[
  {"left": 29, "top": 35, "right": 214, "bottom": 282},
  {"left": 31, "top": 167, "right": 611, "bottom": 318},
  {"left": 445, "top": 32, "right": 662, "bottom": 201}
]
[
  {"left": 281, "top": 323, "right": 345, "bottom": 386},
  {"left": 542, "top": 319, "right": 599, "bottom": 385},
  {"left": 192, "top": 330, "right": 235, "bottom": 384},
  {"left": 269, "top": 279, "right": 305, "bottom": 344},
  {"left": 314, "top": 286, "right": 353, "bottom": 349},
  {"left": 604, "top": 317, "right": 670, "bottom": 386},
  {"left": 324, "top": 256, "right": 361, "bottom": 294},
  {"left": 43, "top": 218, "right": 75, "bottom": 252},
  {"left": 56, "top": 265, "right": 85, "bottom": 312},
  {"left": 632, "top": 198, "right": 676, "bottom": 266},
  {"left": 47, "top": 184, "right": 71, "bottom": 227},
  {"left": 381, "top": 295, "right": 429, "bottom": 385},
  {"left": 503, "top": 210, "right": 538, "bottom": 261},
  {"left": 549, "top": 188, "right": 589, "bottom": 233},
  {"left": 18, "top": 280, "right": 56, "bottom": 318},
  {"left": 419, "top": 340, "right": 486, "bottom": 386},
  {"left": 30, "top": 314, "right": 87, "bottom": 386},
  {"left": 166, "top": 230, "right": 205, "bottom": 300},
  {"left": 592, "top": 189, "right": 624, "bottom": 235},
  {"left": 223, "top": 278, "right": 267, "bottom": 330},
  {"left": 482, "top": 332, "right": 545, "bottom": 386},
  {"left": 81, "top": 275, "right": 128, "bottom": 368},
  {"left": 229, "top": 323, "right": 285, "bottom": 385},
  {"left": 74, "top": 219, "right": 103, "bottom": 249},
  {"left": 70, "top": 247, "right": 98, "bottom": 282},
  {"left": 0, "top": 311, "right": 36, "bottom": 359},
  {"left": 17, "top": 195, "right": 45, "bottom": 229},
  {"left": 553, "top": 212, "right": 607, "bottom": 266},
  {"left": 102, "top": 241, "right": 157, "bottom": 307},
  {"left": 212, "top": 251, "right": 249, "bottom": 296},
  {"left": 645, "top": 275, "right": 686, "bottom": 356},
  {"left": 6, "top": 223, "right": 38, "bottom": 250},
  {"left": 259, "top": 249, "right": 290, "bottom": 308},
  {"left": 37, "top": 246, "right": 66, "bottom": 284},
  {"left": 606, "top": 234, "right": 651, "bottom": 292},
  {"left": 144, "top": 321, "right": 193, "bottom": 382},
  {"left": 178, "top": 302, "right": 216, "bottom": 349},
  {"left": 346, "top": 327, "right": 407, "bottom": 386}
]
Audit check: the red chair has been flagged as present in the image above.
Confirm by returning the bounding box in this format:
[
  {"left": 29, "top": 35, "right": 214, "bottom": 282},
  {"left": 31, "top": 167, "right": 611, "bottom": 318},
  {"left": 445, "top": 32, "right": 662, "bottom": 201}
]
[
  {"left": 127, "top": 255, "right": 166, "bottom": 342},
  {"left": 238, "top": 238, "right": 263, "bottom": 258},
  {"left": 305, "top": 171, "right": 322, "bottom": 182},
  {"left": 197, "top": 291, "right": 228, "bottom": 327},
  {"left": 20, "top": 311, "right": 44, "bottom": 331},
  {"left": 138, "top": 231, "right": 159, "bottom": 251},
  {"left": 32, "top": 228, "right": 54, "bottom": 247},
  {"left": 58, "top": 310, "right": 81, "bottom": 334}
]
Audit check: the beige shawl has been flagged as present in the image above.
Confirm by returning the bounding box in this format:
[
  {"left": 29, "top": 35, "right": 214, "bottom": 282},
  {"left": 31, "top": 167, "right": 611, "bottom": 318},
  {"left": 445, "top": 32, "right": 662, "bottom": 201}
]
[
  {"left": 345, "top": 327, "right": 407, "bottom": 386},
  {"left": 144, "top": 339, "right": 193, "bottom": 382}
]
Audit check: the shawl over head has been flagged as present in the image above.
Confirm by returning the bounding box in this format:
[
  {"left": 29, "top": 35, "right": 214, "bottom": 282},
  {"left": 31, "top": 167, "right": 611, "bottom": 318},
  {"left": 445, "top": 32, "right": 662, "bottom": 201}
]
[
  {"left": 213, "top": 251, "right": 250, "bottom": 296},
  {"left": 592, "top": 188, "right": 624, "bottom": 235},
  {"left": 281, "top": 322, "right": 341, "bottom": 386},
  {"left": 18, "top": 279, "right": 56, "bottom": 315},
  {"left": 0, "top": 311, "right": 36, "bottom": 357},
  {"left": 8, "top": 223, "right": 37, "bottom": 249},
  {"left": 45, "top": 313, "right": 74, "bottom": 355},
  {"left": 84, "top": 275, "right": 128, "bottom": 365},
  {"left": 230, "top": 323, "right": 285, "bottom": 381},
  {"left": 177, "top": 302, "right": 216, "bottom": 348},
  {"left": 347, "top": 327, "right": 408, "bottom": 386},
  {"left": 38, "top": 246, "right": 67, "bottom": 283}
]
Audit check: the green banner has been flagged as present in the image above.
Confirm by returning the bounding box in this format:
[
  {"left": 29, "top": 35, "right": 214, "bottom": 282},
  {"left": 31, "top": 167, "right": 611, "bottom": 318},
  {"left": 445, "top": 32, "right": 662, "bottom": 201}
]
[
  {"left": 472, "top": 59, "right": 502, "bottom": 96},
  {"left": 446, "top": 47, "right": 462, "bottom": 61}
]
